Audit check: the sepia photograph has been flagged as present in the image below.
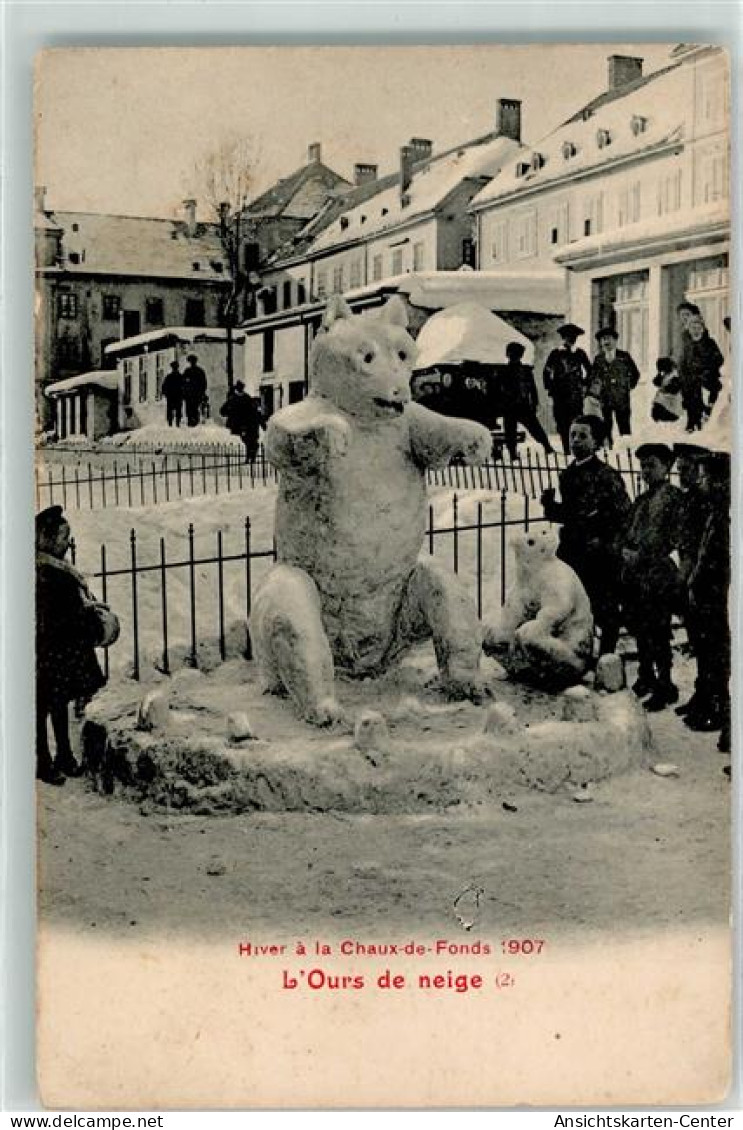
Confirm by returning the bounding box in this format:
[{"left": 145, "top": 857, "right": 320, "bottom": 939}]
[{"left": 32, "top": 43, "right": 732, "bottom": 1108}]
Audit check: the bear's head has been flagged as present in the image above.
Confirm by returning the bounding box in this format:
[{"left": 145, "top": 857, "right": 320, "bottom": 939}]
[
  {"left": 513, "top": 526, "right": 559, "bottom": 573},
  {"left": 310, "top": 295, "right": 417, "bottom": 421}
]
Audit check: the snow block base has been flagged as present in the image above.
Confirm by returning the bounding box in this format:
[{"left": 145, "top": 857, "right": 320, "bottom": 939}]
[{"left": 81, "top": 651, "right": 655, "bottom": 815}]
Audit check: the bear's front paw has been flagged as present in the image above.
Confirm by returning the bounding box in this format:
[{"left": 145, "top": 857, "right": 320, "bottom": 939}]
[{"left": 315, "top": 416, "right": 351, "bottom": 457}]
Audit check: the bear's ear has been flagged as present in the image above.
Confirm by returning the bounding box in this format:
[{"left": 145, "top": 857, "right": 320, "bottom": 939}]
[
  {"left": 381, "top": 295, "right": 409, "bottom": 329},
  {"left": 322, "top": 295, "right": 354, "bottom": 332}
]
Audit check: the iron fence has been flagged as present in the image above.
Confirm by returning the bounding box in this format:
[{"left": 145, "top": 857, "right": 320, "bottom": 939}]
[
  {"left": 38, "top": 445, "right": 653, "bottom": 511},
  {"left": 69, "top": 491, "right": 547, "bottom": 682}
]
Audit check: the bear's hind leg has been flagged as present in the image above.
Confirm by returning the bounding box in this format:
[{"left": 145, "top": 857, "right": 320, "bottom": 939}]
[
  {"left": 513, "top": 619, "right": 589, "bottom": 691},
  {"left": 402, "top": 561, "right": 488, "bottom": 702},
  {"left": 251, "top": 565, "right": 343, "bottom": 725}
]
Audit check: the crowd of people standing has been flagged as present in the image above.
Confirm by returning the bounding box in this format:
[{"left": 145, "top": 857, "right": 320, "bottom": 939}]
[{"left": 542, "top": 416, "right": 730, "bottom": 757}]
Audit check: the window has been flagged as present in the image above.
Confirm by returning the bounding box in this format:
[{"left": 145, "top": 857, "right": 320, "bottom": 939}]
[
  {"left": 630, "top": 115, "right": 648, "bottom": 136},
  {"left": 461, "top": 238, "right": 476, "bottom": 268},
  {"left": 582, "top": 193, "right": 604, "bottom": 239},
  {"left": 123, "top": 359, "right": 133, "bottom": 405},
  {"left": 57, "top": 293, "right": 78, "bottom": 319},
  {"left": 184, "top": 298, "right": 205, "bottom": 326},
  {"left": 413, "top": 242, "right": 426, "bottom": 272},
  {"left": 349, "top": 258, "right": 362, "bottom": 289},
  {"left": 138, "top": 357, "right": 148, "bottom": 402},
  {"left": 262, "top": 329, "right": 275, "bottom": 373},
  {"left": 546, "top": 201, "right": 570, "bottom": 249},
  {"left": 288, "top": 380, "right": 305, "bottom": 405},
  {"left": 297, "top": 280, "right": 307, "bottom": 305},
  {"left": 391, "top": 249, "right": 404, "bottom": 275},
  {"left": 155, "top": 353, "right": 166, "bottom": 400},
  {"left": 701, "top": 150, "right": 728, "bottom": 203},
  {"left": 332, "top": 265, "right": 344, "bottom": 293},
  {"left": 282, "top": 280, "right": 293, "bottom": 309},
  {"left": 192, "top": 261, "right": 201, "bottom": 272},
  {"left": 102, "top": 294, "right": 121, "bottom": 321},
  {"left": 657, "top": 168, "right": 683, "bottom": 216},
  {"left": 100, "top": 338, "right": 117, "bottom": 368},
  {"left": 57, "top": 335, "right": 80, "bottom": 364},
  {"left": 617, "top": 182, "right": 641, "bottom": 227},
  {"left": 145, "top": 297, "right": 164, "bottom": 325},
  {"left": 372, "top": 255, "right": 383, "bottom": 282},
  {"left": 490, "top": 220, "right": 509, "bottom": 264},
  {"left": 513, "top": 209, "right": 536, "bottom": 259},
  {"left": 316, "top": 268, "right": 328, "bottom": 299},
  {"left": 562, "top": 141, "right": 577, "bottom": 160},
  {"left": 596, "top": 128, "right": 612, "bottom": 149},
  {"left": 584, "top": 219, "right": 592, "bottom": 237},
  {"left": 68, "top": 252, "right": 80, "bottom": 265}
]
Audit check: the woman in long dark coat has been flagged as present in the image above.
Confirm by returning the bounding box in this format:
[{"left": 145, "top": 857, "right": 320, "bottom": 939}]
[{"left": 36, "top": 506, "right": 107, "bottom": 784}]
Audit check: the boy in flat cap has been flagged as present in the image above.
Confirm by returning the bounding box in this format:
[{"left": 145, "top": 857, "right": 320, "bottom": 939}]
[
  {"left": 591, "top": 327, "right": 640, "bottom": 443},
  {"left": 682, "top": 449, "right": 730, "bottom": 749},
  {"left": 542, "top": 324, "right": 592, "bottom": 455},
  {"left": 621, "top": 444, "right": 683, "bottom": 711},
  {"left": 541, "top": 414, "right": 630, "bottom": 656},
  {"left": 36, "top": 506, "right": 107, "bottom": 784}
]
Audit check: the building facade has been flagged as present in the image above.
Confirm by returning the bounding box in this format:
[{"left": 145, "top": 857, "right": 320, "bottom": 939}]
[
  {"left": 34, "top": 194, "right": 232, "bottom": 423},
  {"left": 470, "top": 47, "right": 730, "bottom": 384}
]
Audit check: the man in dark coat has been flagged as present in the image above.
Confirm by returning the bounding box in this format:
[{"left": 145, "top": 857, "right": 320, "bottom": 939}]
[
  {"left": 591, "top": 327, "right": 640, "bottom": 442},
  {"left": 36, "top": 506, "right": 106, "bottom": 785},
  {"left": 541, "top": 414, "right": 631, "bottom": 655},
  {"left": 542, "top": 323, "right": 592, "bottom": 455},
  {"left": 161, "top": 360, "right": 183, "bottom": 427},
  {"left": 672, "top": 442, "right": 709, "bottom": 667},
  {"left": 220, "top": 380, "right": 264, "bottom": 463},
  {"left": 500, "top": 342, "right": 554, "bottom": 460},
  {"left": 681, "top": 450, "right": 730, "bottom": 748},
  {"left": 183, "top": 353, "right": 208, "bottom": 427},
  {"left": 621, "top": 444, "right": 683, "bottom": 711}
]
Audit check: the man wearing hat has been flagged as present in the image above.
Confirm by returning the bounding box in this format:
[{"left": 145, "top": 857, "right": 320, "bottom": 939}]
[
  {"left": 183, "top": 353, "right": 208, "bottom": 427},
  {"left": 591, "top": 327, "right": 640, "bottom": 443},
  {"left": 542, "top": 324, "right": 592, "bottom": 455},
  {"left": 161, "top": 359, "right": 184, "bottom": 427},
  {"left": 621, "top": 444, "right": 683, "bottom": 711},
  {"left": 500, "top": 342, "right": 554, "bottom": 460},
  {"left": 682, "top": 448, "right": 731, "bottom": 749}
]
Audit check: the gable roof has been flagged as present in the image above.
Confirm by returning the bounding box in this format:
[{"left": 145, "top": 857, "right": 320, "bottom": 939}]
[
  {"left": 38, "top": 212, "right": 231, "bottom": 281},
  {"left": 246, "top": 160, "right": 351, "bottom": 221},
  {"left": 470, "top": 60, "right": 686, "bottom": 209},
  {"left": 300, "top": 132, "right": 524, "bottom": 258}
]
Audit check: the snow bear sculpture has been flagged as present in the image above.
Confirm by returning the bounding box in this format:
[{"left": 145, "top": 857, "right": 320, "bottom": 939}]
[
  {"left": 483, "top": 526, "right": 593, "bottom": 690},
  {"left": 251, "top": 295, "right": 493, "bottom": 724}
]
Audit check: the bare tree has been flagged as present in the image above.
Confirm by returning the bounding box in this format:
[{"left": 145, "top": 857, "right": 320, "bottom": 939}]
[{"left": 186, "top": 135, "right": 262, "bottom": 390}]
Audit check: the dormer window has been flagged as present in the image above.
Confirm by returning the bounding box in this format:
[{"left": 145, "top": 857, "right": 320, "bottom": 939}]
[
  {"left": 515, "top": 160, "right": 531, "bottom": 178},
  {"left": 562, "top": 141, "right": 577, "bottom": 160},
  {"left": 360, "top": 214, "right": 366, "bottom": 224},
  {"left": 631, "top": 114, "right": 648, "bottom": 136},
  {"left": 531, "top": 152, "right": 546, "bottom": 171},
  {"left": 582, "top": 108, "right": 593, "bottom": 121},
  {"left": 340, "top": 216, "right": 350, "bottom": 230},
  {"left": 596, "top": 128, "right": 612, "bottom": 149},
  {"left": 381, "top": 207, "right": 389, "bottom": 216},
  {"left": 192, "top": 261, "right": 201, "bottom": 271},
  {"left": 401, "top": 194, "right": 411, "bottom": 208}
]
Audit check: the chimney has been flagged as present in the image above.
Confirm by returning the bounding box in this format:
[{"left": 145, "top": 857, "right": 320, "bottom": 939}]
[
  {"left": 495, "top": 98, "right": 522, "bottom": 143},
  {"left": 607, "top": 55, "right": 643, "bottom": 91},
  {"left": 307, "top": 142, "right": 322, "bottom": 164},
  {"left": 182, "top": 198, "right": 198, "bottom": 237},
  {"left": 408, "top": 138, "right": 433, "bottom": 163},
  {"left": 354, "top": 162, "right": 378, "bottom": 187},
  {"left": 399, "top": 145, "right": 415, "bottom": 200},
  {"left": 34, "top": 185, "right": 47, "bottom": 213}
]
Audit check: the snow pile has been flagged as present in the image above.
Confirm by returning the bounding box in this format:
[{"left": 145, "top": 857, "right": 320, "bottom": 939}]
[
  {"left": 100, "top": 423, "right": 241, "bottom": 451},
  {"left": 414, "top": 302, "right": 534, "bottom": 370}
]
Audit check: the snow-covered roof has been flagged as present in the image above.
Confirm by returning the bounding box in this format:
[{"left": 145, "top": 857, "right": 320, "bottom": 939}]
[
  {"left": 394, "top": 268, "right": 566, "bottom": 315},
  {"left": 310, "top": 135, "right": 523, "bottom": 254},
  {"left": 45, "top": 371, "right": 119, "bottom": 396},
  {"left": 105, "top": 326, "right": 245, "bottom": 355},
  {"left": 38, "top": 212, "right": 230, "bottom": 281},
  {"left": 554, "top": 199, "right": 730, "bottom": 266},
  {"left": 470, "top": 62, "right": 686, "bottom": 209},
  {"left": 414, "top": 303, "right": 535, "bottom": 370}
]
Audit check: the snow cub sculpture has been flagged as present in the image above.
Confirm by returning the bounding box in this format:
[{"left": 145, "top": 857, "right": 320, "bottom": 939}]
[
  {"left": 483, "top": 526, "right": 593, "bottom": 690},
  {"left": 251, "top": 295, "right": 492, "bottom": 724}
]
